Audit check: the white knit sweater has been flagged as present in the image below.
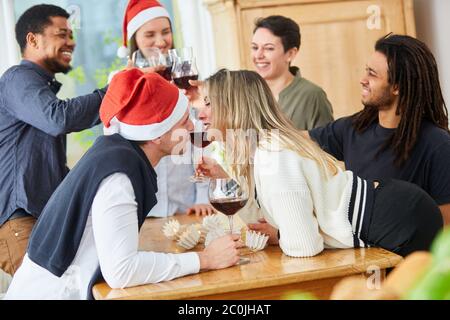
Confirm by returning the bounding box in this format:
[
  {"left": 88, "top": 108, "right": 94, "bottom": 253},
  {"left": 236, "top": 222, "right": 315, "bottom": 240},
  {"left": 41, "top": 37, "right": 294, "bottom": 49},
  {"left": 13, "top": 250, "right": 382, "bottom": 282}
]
[{"left": 253, "top": 143, "right": 373, "bottom": 257}]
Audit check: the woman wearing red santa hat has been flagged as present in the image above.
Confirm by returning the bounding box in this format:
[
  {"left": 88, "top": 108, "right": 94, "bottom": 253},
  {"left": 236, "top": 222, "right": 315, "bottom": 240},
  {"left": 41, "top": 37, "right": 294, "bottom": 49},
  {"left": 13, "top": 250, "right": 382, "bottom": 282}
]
[
  {"left": 117, "top": 0, "right": 172, "bottom": 59},
  {"left": 118, "top": 0, "right": 214, "bottom": 218}
]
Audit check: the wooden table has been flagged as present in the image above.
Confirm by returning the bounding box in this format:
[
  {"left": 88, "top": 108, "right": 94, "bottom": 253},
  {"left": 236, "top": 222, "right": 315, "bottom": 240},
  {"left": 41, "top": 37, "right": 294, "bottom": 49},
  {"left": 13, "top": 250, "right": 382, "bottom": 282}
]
[{"left": 92, "top": 215, "right": 402, "bottom": 300}]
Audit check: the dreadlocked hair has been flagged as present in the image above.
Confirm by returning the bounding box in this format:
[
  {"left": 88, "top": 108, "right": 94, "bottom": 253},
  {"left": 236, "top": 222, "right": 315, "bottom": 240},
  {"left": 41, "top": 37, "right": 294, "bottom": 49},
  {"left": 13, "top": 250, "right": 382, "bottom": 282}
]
[{"left": 353, "top": 33, "right": 449, "bottom": 167}]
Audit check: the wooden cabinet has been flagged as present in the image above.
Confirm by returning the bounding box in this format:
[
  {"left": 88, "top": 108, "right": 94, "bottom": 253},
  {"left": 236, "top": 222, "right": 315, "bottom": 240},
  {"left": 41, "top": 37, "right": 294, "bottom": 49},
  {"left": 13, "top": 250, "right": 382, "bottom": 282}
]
[{"left": 204, "top": 0, "right": 416, "bottom": 118}]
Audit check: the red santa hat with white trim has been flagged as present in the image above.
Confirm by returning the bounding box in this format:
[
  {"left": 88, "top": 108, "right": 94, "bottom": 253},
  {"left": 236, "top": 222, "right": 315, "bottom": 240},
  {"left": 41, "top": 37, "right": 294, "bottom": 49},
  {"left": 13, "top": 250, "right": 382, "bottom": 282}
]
[
  {"left": 100, "top": 69, "right": 189, "bottom": 141},
  {"left": 117, "top": 0, "right": 171, "bottom": 58}
]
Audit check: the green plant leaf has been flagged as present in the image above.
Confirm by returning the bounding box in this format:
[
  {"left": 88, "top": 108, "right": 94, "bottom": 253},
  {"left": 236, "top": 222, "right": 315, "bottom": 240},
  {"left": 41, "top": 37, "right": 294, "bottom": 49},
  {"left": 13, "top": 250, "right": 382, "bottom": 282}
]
[{"left": 67, "top": 66, "right": 86, "bottom": 85}]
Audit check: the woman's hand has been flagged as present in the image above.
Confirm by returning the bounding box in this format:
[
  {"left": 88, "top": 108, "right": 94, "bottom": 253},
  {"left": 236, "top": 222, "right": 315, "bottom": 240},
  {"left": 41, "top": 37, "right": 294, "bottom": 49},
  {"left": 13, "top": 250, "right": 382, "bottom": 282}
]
[
  {"left": 197, "top": 157, "right": 229, "bottom": 179},
  {"left": 186, "top": 204, "right": 215, "bottom": 216},
  {"left": 248, "top": 218, "right": 279, "bottom": 245},
  {"left": 181, "top": 79, "right": 204, "bottom": 104}
]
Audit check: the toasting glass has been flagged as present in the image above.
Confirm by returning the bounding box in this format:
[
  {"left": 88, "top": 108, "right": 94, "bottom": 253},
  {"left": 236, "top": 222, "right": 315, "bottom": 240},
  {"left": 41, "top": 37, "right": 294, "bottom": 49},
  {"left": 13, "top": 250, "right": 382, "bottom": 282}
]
[
  {"left": 131, "top": 48, "right": 174, "bottom": 81},
  {"left": 189, "top": 111, "right": 211, "bottom": 183},
  {"left": 208, "top": 177, "right": 250, "bottom": 265},
  {"left": 170, "top": 47, "right": 199, "bottom": 90}
]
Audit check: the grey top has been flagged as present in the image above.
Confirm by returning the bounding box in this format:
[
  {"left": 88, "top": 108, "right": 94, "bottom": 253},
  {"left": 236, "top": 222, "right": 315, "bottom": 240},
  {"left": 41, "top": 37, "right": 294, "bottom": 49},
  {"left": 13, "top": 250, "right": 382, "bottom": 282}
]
[
  {"left": 0, "top": 60, "right": 107, "bottom": 225},
  {"left": 278, "top": 72, "right": 334, "bottom": 130}
]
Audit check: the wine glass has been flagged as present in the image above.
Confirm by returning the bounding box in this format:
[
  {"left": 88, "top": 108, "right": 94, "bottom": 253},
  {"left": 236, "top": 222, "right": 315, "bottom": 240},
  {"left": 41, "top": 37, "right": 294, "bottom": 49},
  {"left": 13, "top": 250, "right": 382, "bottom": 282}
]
[
  {"left": 171, "top": 47, "right": 199, "bottom": 90},
  {"left": 157, "top": 51, "right": 175, "bottom": 81},
  {"left": 169, "top": 47, "right": 194, "bottom": 61},
  {"left": 131, "top": 48, "right": 174, "bottom": 81},
  {"left": 131, "top": 48, "right": 158, "bottom": 68},
  {"left": 208, "top": 177, "right": 250, "bottom": 265},
  {"left": 189, "top": 110, "right": 211, "bottom": 183}
]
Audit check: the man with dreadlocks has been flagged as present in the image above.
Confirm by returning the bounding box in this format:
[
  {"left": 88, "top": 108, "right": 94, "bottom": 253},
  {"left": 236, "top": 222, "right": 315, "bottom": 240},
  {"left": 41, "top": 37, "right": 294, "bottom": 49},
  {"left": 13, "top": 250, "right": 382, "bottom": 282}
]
[{"left": 308, "top": 34, "right": 450, "bottom": 225}]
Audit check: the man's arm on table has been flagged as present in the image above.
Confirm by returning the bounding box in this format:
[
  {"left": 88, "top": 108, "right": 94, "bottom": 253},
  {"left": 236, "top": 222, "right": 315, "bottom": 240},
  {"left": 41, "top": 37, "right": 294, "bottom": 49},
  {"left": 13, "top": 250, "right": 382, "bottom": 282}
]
[{"left": 92, "top": 173, "right": 240, "bottom": 289}]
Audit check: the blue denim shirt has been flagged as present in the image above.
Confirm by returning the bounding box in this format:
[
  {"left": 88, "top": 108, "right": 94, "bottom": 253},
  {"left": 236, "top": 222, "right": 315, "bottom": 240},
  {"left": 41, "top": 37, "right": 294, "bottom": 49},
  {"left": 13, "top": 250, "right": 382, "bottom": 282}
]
[{"left": 0, "top": 60, "right": 107, "bottom": 225}]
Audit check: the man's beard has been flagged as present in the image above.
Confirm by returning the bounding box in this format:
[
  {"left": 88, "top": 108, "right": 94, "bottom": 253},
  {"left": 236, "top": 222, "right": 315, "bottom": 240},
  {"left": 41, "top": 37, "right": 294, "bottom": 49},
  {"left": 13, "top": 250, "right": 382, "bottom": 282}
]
[
  {"left": 362, "top": 86, "right": 396, "bottom": 111},
  {"left": 43, "top": 58, "right": 72, "bottom": 74}
]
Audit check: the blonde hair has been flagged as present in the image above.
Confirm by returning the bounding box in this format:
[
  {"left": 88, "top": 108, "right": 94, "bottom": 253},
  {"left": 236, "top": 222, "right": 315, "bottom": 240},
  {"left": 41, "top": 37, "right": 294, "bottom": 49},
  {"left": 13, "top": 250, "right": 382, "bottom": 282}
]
[{"left": 204, "top": 69, "right": 339, "bottom": 182}]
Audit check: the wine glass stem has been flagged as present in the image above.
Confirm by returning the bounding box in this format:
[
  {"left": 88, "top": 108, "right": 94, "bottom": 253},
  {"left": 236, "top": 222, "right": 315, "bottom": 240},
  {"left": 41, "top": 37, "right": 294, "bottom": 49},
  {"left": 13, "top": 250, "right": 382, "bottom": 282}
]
[
  {"left": 228, "top": 215, "right": 234, "bottom": 235},
  {"left": 192, "top": 145, "right": 198, "bottom": 174}
]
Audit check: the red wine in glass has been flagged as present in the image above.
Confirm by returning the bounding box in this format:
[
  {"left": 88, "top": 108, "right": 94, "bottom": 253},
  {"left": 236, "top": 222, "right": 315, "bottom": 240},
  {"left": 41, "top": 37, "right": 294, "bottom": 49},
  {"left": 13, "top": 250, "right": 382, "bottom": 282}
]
[
  {"left": 208, "top": 178, "right": 250, "bottom": 265},
  {"left": 157, "top": 66, "right": 173, "bottom": 81},
  {"left": 190, "top": 132, "right": 211, "bottom": 148},
  {"left": 210, "top": 198, "right": 248, "bottom": 216},
  {"left": 173, "top": 75, "right": 199, "bottom": 90}
]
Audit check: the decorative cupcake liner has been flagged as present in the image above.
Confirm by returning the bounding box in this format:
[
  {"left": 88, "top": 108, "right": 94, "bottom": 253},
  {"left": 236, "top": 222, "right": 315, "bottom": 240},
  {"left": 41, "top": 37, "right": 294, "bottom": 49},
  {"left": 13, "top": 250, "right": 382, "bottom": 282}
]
[
  {"left": 177, "top": 225, "right": 201, "bottom": 250},
  {"left": 162, "top": 219, "right": 181, "bottom": 240},
  {"left": 204, "top": 227, "right": 227, "bottom": 247},
  {"left": 191, "top": 223, "right": 207, "bottom": 244},
  {"left": 163, "top": 216, "right": 260, "bottom": 252},
  {"left": 245, "top": 230, "right": 269, "bottom": 252},
  {"left": 202, "top": 214, "right": 223, "bottom": 232}
]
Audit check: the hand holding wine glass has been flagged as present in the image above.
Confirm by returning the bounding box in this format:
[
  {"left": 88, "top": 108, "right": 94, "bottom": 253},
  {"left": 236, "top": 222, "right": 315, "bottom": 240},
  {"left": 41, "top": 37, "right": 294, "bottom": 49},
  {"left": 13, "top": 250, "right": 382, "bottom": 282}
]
[
  {"left": 170, "top": 47, "right": 199, "bottom": 90},
  {"left": 196, "top": 157, "right": 229, "bottom": 180},
  {"left": 198, "top": 234, "right": 242, "bottom": 270},
  {"left": 182, "top": 79, "right": 204, "bottom": 103}
]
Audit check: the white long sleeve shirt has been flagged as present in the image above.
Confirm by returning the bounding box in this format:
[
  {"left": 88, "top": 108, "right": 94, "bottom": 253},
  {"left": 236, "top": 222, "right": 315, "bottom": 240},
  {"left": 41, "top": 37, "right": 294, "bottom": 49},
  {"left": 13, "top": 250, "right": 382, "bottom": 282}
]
[
  {"left": 5, "top": 173, "right": 200, "bottom": 300},
  {"left": 253, "top": 143, "right": 373, "bottom": 258}
]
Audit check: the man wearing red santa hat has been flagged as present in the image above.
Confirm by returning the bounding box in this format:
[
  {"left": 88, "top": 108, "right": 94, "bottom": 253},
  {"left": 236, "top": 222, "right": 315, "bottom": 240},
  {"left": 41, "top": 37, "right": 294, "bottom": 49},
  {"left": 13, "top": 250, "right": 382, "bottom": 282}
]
[{"left": 5, "top": 69, "right": 241, "bottom": 300}]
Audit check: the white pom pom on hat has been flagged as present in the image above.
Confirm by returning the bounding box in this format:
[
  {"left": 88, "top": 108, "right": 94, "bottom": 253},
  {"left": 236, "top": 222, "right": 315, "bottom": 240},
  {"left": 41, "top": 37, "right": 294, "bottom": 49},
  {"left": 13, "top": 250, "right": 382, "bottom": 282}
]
[{"left": 117, "top": 46, "right": 130, "bottom": 59}]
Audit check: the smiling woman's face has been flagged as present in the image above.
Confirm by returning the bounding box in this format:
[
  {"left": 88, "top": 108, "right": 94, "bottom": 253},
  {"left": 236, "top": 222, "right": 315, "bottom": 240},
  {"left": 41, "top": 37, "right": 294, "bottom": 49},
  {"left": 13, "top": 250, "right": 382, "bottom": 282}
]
[
  {"left": 134, "top": 17, "right": 173, "bottom": 54},
  {"left": 251, "top": 27, "right": 292, "bottom": 81}
]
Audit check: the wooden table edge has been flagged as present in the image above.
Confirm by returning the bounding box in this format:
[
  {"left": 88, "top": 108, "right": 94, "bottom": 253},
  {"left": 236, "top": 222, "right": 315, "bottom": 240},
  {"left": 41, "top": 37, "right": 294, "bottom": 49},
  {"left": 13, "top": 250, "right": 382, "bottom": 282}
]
[{"left": 93, "top": 248, "right": 403, "bottom": 300}]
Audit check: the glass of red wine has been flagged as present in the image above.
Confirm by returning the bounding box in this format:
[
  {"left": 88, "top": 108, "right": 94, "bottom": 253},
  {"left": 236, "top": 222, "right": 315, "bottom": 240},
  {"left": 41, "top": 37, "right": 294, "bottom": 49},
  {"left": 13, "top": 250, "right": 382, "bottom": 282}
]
[
  {"left": 131, "top": 48, "right": 173, "bottom": 81},
  {"left": 171, "top": 48, "right": 199, "bottom": 90},
  {"left": 208, "top": 177, "right": 250, "bottom": 265},
  {"left": 190, "top": 118, "right": 211, "bottom": 183}
]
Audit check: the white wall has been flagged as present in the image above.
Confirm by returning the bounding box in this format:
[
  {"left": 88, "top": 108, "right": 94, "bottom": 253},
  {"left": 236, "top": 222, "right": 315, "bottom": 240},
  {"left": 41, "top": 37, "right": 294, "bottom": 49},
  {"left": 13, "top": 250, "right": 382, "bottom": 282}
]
[
  {"left": 414, "top": 0, "right": 450, "bottom": 119},
  {"left": 0, "top": 0, "right": 20, "bottom": 75},
  {"left": 176, "top": 0, "right": 216, "bottom": 78}
]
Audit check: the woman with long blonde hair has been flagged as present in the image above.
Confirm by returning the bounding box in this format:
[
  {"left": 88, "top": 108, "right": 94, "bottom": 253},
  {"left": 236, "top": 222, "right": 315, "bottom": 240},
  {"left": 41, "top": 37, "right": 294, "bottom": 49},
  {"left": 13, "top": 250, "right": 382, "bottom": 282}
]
[{"left": 197, "top": 69, "right": 443, "bottom": 258}]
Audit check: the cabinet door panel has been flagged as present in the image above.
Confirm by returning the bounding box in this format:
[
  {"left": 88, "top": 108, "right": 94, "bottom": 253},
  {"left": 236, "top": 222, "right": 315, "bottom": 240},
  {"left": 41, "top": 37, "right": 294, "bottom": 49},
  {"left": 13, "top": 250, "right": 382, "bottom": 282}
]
[{"left": 239, "top": 0, "right": 408, "bottom": 118}]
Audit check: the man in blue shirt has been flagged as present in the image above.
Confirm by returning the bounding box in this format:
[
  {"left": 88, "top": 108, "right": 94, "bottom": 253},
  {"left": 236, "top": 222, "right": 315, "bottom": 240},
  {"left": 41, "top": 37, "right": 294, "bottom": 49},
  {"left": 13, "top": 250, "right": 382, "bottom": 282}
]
[
  {"left": 308, "top": 34, "right": 450, "bottom": 226},
  {"left": 0, "top": 4, "right": 107, "bottom": 275}
]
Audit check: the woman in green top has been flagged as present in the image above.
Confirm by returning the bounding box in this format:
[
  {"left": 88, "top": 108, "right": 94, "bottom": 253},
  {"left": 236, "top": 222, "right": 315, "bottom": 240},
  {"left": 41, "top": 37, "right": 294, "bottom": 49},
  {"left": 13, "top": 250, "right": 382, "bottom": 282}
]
[{"left": 251, "top": 15, "right": 334, "bottom": 130}]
